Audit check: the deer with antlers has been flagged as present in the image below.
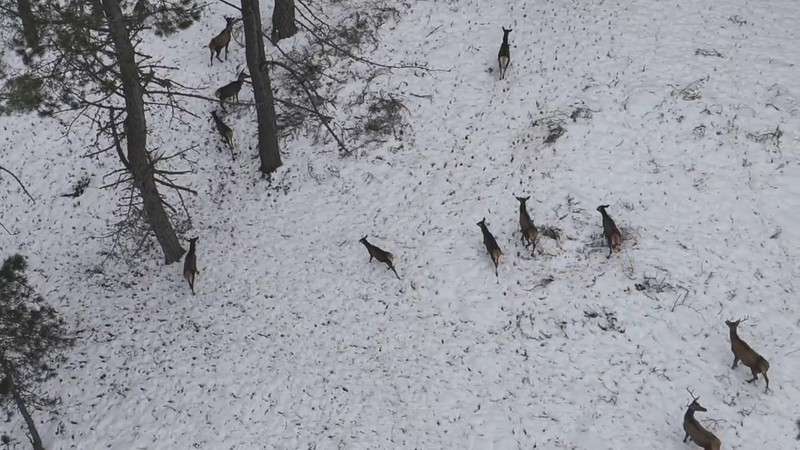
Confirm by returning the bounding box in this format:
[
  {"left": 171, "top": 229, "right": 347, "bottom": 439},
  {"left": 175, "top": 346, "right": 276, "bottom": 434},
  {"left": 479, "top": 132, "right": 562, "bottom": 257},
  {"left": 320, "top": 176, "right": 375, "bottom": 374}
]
[
  {"left": 725, "top": 316, "right": 770, "bottom": 392},
  {"left": 682, "top": 389, "right": 721, "bottom": 450}
]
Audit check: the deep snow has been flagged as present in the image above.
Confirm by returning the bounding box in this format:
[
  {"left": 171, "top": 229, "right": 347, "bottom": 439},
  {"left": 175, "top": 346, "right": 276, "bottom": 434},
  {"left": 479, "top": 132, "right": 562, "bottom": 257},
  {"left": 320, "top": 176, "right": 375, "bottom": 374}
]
[{"left": 1, "top": 0, "right": 800, "bottom": 448}]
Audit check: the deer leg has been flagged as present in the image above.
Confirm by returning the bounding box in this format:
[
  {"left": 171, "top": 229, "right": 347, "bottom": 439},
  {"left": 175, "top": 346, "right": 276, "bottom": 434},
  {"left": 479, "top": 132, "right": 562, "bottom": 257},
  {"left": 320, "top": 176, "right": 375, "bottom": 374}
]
[
  {"left": 746, "top": 369, "right": 758, "bottom": 383},
  {"left": 732, "top": 356, "right": 739, "bottom": 369},
  {"left": 763, "top": 372, "right": 770, "bottom": 392},
  {"left": 683, "top": 433, "right": 689, "bottom": 443},
  {"left": 368, "top": 255, "right": 373, "bottom": 262},
  {"left": 224, "top": 43, "right": 229, "bottom": 61},
  {"left": 390, "top": 266, "right": 400, "bottom": 280},
  {"left": 210, "top": 49, "right": 214, "bottom": 66}
]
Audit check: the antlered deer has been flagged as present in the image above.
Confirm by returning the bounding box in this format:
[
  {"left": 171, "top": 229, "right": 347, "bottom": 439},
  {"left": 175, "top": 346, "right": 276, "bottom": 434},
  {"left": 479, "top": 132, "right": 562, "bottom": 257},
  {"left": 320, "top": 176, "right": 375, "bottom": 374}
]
[
  {"left": 726, "top": 317, "right": 770, "bottom": 392},
  {"left": 682, "top": 390, "right": 721, "bottom": 450}
]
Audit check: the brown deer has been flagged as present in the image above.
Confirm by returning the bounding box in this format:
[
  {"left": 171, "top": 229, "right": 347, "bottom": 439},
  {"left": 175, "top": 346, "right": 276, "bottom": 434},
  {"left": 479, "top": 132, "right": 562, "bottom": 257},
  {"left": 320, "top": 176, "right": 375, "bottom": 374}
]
[
  {"left": 359, "top": 236, "right": 400, "bottom": 279},
  {"left": 597, "top": 205, "right": 621, "bottom": 258},
  {"left": 209, "top": 16, "right": 238, "bottom": 66},
  {"left": 211, "top": 111, "right": 235, "bottom": 160},
  {"left": 214, "top": 69, "right": 249, "bottom": 109},
  {"left": 477, "top": 218, "right": 502, "bottom": 277},
  {"left": 725, "top": 317, "right": 770, "bottom": 392},
  {"left": 183, "top": 237, "right": 198, "bottom": 295},
  {"left": 682, "top": 390, "right": 721, "bottom": 450},
  {"left": 515, "top": 196, "right": 538, "bottom": 253},
  {"left": 498, "top": 27, "right": 512, "bottom": 80}
]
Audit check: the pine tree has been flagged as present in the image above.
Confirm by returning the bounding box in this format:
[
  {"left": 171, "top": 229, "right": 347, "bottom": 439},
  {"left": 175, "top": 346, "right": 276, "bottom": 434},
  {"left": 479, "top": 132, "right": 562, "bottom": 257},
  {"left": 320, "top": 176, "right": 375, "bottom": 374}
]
[{"left": 0, "top": 254, "right": 73, "bottom": 450}]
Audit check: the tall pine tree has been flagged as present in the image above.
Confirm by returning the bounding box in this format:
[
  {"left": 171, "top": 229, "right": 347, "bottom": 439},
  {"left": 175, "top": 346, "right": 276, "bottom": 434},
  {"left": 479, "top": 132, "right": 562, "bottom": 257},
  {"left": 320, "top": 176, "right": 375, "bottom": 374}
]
[{"left": 0, "top": 254, "right": 73, "bottom": 450}]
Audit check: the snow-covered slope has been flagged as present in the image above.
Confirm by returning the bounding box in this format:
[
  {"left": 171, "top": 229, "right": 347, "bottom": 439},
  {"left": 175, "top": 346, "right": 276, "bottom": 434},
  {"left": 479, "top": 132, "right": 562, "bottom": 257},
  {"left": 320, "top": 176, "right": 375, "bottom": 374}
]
[{"left": 1, "top": 0, "right": 799, "bottom": 448}]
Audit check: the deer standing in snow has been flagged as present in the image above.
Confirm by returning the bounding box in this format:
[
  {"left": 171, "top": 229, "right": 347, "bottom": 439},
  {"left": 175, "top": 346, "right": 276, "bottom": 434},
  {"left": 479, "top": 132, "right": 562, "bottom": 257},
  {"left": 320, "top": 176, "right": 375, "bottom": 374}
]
[
  {"left": 477, "top": 218, "right": 502, "bottom": 277},
  {"left": 516, "top": 195, "right": 538, "bottom": 254},
  {"left": 682, "top": 390, "right": 721, "bottom": 450},
  {"left": 498, "top": 27, "right": 512, "bottom": 80},
  {"left": 725, "top": 317, "right": 770, "bottom": 392},
  {"left": 209, "top": 16, "right": 238, "bottom": 66},
  {"left": 183, "top": 237, "right": 198, "bottom": 295},
  {"left": 597, "top": 204, "right": 621, "bottom": 258}
]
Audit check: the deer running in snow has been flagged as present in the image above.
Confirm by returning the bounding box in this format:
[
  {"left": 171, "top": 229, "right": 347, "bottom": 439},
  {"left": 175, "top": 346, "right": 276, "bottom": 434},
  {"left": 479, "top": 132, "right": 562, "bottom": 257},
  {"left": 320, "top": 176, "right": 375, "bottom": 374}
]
[{"left": 359, "top": 236, "right": 400, "bottom": 279}]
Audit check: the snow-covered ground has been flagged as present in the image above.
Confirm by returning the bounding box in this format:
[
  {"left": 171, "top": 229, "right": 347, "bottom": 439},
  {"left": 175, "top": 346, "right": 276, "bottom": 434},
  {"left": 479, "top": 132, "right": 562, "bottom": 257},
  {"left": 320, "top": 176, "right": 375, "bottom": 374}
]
[{"left": 2, "top": 0, "right": 800, "bottom": 448}]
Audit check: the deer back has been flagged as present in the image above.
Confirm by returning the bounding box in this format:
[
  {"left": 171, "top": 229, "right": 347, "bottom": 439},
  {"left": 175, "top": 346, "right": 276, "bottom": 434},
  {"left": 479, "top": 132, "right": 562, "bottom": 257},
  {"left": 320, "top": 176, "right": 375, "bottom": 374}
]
[
  {"left": 479, "top": 222, "right": 501, "bottom": 254},
  {"left": 602, "top": 213, "right": 617, "bottom": 234},
  {"left": 731, "top": 331, "right": 766, "bottom": 368},
  {"left": 183, "top": 239, "right": 197, "bottom": 275},
  {"left": 371, "top": 245, "right": 392, "bottom": 264},
  {"left": 684, "top": 413, "right": 720, "bottom": 449},
  {"left": 499, "top": 28, "right": 511, "bottom": 58},
  {"left": 517, "top": 198, "right": 536, "bottom": 237},
  {"left": 210, "top": 18, "right": 235, "bottom": 49},
  {"left": 211, "top": 111, "right": 232, "bottom": 134},
  {"left": 360, "top": 238, "right": 390, "bottom": 263},
  {"left": 216, "top": 80, "right": 242, "bottom": 100}
]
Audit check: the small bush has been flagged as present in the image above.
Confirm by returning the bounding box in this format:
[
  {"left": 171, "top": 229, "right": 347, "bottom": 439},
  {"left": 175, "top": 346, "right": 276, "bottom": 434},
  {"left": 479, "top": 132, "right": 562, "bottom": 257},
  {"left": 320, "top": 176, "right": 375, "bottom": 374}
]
[
  {"left": 364, "top": 94, "right": 409, "bottom": 137},
  {"left": 62, "top": 175, "right": 91, "bottom": 199},
  {"left": 3, "top": 74, "right": 44, "bottom": 113}
]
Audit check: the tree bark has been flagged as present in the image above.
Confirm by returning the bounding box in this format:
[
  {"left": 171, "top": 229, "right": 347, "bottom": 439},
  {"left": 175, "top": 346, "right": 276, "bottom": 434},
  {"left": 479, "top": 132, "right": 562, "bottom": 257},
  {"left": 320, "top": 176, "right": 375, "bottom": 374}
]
[
  {"left": 90, "top": 0, "right": 105, "bottom": 20},
  {"left": 241, "top": 0, "right": 283, "bottom": 174},
  {"left": 271, "top": 0, "right": 296, "bottom": 43},
  {"left": 102, "top": 0, "right": 185, "bottom": 264},
  {"left": 15, "top": 0, "right": 40, "bottom": 52},
  {"left": 1, "top": 360, "right": 43, "bottom": 450}
]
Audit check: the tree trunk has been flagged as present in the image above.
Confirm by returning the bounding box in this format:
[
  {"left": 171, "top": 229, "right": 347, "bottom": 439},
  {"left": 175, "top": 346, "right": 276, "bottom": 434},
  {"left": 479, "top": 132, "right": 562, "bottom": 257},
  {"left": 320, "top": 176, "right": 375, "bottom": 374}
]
[
  {"left": 15, "top": 0, "right": 40, "bottom": 52},
  {"left": 1, "top": 361, "right": 43, "bottom": 450},
  {"left": 241, "top": 0, "right": 283, "bottom": 174},
  {"left": 271, "top": 0, "right": 296, "bottom": 43},
  {"left": 102, "top": 0, "right": 185, "bottom": 264}
]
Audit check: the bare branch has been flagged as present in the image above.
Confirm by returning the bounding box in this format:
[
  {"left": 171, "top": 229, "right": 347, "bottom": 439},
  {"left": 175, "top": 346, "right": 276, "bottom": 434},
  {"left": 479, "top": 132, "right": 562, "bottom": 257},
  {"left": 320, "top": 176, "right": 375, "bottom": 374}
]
[
  {"left": 0, "top": 165, "right": 36, "bottom": 204},
  {"left": 264, "top": 59, "right": 349, "bottom": 155}
]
